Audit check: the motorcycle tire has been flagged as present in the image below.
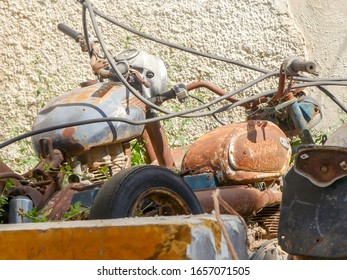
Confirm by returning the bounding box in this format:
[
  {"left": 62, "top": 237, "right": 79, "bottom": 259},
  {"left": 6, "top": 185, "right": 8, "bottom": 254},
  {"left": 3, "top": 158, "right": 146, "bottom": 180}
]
[{"left": 89, "top": 165, "right": 203, "bottom": 219}]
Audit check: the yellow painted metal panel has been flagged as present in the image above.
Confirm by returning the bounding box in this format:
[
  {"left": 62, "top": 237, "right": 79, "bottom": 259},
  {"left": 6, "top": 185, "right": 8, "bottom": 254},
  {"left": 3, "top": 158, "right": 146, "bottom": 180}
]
[{"left": 0, "top": 220, "right": 191, "bottom": 260}]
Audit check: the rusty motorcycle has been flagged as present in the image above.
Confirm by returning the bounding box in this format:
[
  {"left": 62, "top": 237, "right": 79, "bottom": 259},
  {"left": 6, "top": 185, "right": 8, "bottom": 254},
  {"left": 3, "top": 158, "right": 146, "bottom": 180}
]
[{"left": 2, "top": 0, "right": 344, "bottom": 260}]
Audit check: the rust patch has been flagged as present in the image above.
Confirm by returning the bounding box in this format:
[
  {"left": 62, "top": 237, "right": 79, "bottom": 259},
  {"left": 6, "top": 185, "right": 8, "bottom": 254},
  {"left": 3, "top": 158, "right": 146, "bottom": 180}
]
[
  {"left": 295, "top": 146, "right": 347, "bottom": 187},
  {"left": 59, "top": 82, "right": 121, "bottom": 105},
  {"left": 43, "top": 184, "right": 79, "bottom": 220},
  {"left": 231, "top": 121, "right": 290, "bottom": 172},
  {"left": 0, "top": 223, "right": 192, "bottom": 260},
  {"left": 62, "top": 127, "right": 76, "bottom": 139},
  {"left": 182, "top": 121, "right": 291, "bottom": 184},
  {"left": 122, "top": 95, "right": 146, "bottom": 110}
]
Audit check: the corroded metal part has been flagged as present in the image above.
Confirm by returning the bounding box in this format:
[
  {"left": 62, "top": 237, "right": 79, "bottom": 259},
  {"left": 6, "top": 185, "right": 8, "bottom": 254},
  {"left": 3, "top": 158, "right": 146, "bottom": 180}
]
[
  {"left": 0, "top": 162, "right": 21, "bottom": 194},
  {"left": 186, "top": 81, "right": 251, "bottom": 108},
  {"left": 131, "top": 187, "right": 192, "bottom": 217},
  {"left": 144, "top": 111, "right": 174, "bottom": 168},
  {"left": 43, "top": 183, "right": 80, "bottom": 220},
  {"left": 9, "top": 185, "right": 44, "bottom": 209},
  {"left": 182, "top": 120, "right": 291, "bottom": 184},
  {"left": 140, "top": 129, "right": 157, "bottom": 164},
  {"left": 279, "top": 167, "right": 347, "bottom": 259},
  {"left": 31, "top": 82, "right": 146, "bottom": 157},
  {"left": 194, "top": 185, "right": 282, "bottom": 217},
  {"left": 295, "top": 145, "right": 347, "bottom": 187}
]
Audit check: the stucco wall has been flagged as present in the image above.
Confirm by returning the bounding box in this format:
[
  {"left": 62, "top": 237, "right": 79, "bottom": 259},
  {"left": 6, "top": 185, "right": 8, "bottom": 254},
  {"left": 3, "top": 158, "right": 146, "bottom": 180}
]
[
  {"left": 288, "top": 0, "right": 347, "bottom": 131},
  {"left": 0, "top": 0, "right": 346, "bottom": 170}
]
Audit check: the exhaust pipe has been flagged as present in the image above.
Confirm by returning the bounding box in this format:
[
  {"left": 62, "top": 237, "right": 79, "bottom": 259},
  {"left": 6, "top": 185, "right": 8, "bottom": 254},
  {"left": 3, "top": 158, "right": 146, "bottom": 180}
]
[{"left": 194, "top": 185, "right": 282, "bottom": 217}]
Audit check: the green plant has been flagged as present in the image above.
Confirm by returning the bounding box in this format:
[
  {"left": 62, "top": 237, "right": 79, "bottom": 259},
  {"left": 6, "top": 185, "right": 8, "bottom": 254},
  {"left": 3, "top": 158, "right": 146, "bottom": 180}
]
[
  {"left": 62, "top": 201, "right": 89, "bottom": 221},
  {"left": 17, "top": 207, "right": 51, "bottom": 223},
  {"left": 130, "top": 139, "right": 147, "bottom": 166},
  {"left": 0, "top": 179, "right": 15, "bottom": 222},
  {"left": 99, "top": 165, "right": 111, "bottom": 180},
  {"left": 0, "top": 196, "right": 8, "bottom": 221},
  {"left": 17, "top": 202, "right": 89, "bottom": 223}
]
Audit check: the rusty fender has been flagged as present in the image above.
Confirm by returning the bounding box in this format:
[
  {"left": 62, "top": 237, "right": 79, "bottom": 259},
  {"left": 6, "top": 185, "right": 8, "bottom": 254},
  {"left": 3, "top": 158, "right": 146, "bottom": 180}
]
[{"left": 194, "top": 185, "right": 282, "bottom": 217}]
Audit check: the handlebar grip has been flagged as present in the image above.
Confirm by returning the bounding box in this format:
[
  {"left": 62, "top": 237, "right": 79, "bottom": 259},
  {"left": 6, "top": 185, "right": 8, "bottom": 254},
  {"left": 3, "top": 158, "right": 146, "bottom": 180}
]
[
  {"left": 57, "top": 23, "right": 82, "bottom": 42},
  {"left": 289, "top": 59, "right": 316, "bottom": 74}
]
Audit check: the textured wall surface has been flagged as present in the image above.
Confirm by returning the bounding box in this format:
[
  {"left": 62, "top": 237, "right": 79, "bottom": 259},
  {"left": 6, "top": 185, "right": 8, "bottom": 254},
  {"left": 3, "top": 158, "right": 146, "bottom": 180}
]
[
  {"left": 288, "top": 0, "right": 347, "bottom": 131},
  {"left": 0, "top": 0, "right": 345, "bottom": 169}
]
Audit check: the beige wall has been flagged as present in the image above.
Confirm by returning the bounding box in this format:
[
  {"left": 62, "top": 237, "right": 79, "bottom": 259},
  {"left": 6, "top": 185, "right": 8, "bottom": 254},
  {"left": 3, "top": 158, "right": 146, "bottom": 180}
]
[
  {"left": 288, "top": 0, "right": 347, "bottom": 131},
  {"left": 0, "top": 0, "right": 346, "bottom": 169}
]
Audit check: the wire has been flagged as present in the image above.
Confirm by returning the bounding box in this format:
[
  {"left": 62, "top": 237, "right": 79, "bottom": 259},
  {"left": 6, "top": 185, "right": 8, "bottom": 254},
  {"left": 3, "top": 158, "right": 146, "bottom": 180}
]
[
  {"left": 82, "top": 6, "right": 92, "bottom": 58},
  {"left": 190, "top": 81, "right": 347, "bottom": 118},
  {"left": 189, "top": 94, "right": 226, "bottom": 125},
  {"left": 2, "top": 0, "right": 347, "bottom": 151},
  {"left": 86, "top": 2, "right": 347, "bottom": 84},
  {"left": 84, "top": 0, "right": 282, "bottom": 118},
  {"left": 83, "top": 0, "right": 347, "bottom": 119},
  {"left": 317, "top": 85, "right": 347, "bottom": 114},
  {"left": 2, "top": 80, "right": 346, "bottom": 150},
  {"left": 88, "top": 5, "right": 271, "bottom": 74},
  {"left": 84, "top": 0, "right": 172, "bottom": 115}
]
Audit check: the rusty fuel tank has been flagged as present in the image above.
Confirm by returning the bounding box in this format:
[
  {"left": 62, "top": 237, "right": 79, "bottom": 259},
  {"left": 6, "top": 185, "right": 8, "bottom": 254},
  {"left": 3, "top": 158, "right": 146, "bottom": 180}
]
[
  {"left": 31, "top": 82, "right": 146, "bottom": 157},
  {"left": 181, "top": 120, "right": 291, "bottom": 185}
]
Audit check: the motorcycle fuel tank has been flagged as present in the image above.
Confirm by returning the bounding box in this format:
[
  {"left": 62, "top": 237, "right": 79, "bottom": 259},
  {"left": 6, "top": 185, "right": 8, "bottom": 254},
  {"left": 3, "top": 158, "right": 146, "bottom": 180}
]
[
  {"left": 31, "top": 82, "right": 146, "bottom": 157},
  {"left": 181, "top": 120, "right": 291, "bottom": 185}
]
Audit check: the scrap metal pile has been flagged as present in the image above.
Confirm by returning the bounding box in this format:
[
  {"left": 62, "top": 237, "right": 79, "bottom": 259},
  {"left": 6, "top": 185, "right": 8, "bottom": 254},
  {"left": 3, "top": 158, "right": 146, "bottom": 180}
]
[{"left": 0, "top": 0, "right": 346, "bottom": 259}]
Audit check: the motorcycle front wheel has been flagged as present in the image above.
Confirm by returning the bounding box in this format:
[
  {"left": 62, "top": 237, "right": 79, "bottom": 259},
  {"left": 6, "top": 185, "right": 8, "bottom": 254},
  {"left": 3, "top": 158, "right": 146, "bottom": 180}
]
[{"left": 89, "top": 165, "right": 203, "bottom": 219}]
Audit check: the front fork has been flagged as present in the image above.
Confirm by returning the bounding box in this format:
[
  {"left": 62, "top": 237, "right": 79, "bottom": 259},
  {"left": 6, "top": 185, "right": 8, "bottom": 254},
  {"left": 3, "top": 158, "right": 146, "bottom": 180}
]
[
  {"left": 141, "top": 110, "right": 175, "bottom": 168},
  {"left": 289, "top": 101, "right": 314, "bottom": 145}
]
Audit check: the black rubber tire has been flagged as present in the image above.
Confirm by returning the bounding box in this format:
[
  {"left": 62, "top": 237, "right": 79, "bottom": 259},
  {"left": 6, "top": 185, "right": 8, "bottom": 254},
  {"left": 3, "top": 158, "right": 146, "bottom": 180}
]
[{"left": 89, "top": 165, "right": 203, "bottom": 219}]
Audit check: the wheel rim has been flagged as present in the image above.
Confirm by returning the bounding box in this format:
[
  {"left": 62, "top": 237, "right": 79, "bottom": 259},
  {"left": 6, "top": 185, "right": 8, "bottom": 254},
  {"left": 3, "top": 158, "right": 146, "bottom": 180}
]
[{"left": 130, "top": 187, "right": 191, "bottom": 217}]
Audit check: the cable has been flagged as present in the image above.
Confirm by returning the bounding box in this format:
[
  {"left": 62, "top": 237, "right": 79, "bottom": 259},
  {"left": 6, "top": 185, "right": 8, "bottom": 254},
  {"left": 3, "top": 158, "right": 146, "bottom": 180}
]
[
  {"left": 84, "top": 1, "right": 347, "bottom": 118},
  {"left": 87, "top": 5, "right": 271, "bottom": 74},
  {"left": 84, "top": 0, "right": 172, "bottom": 115},
  {"left": 84, "top": 0, "right": 347, "bottom": 119},
  {"left": 84, "top": 0, "right": 282, "bottom": 118},
  {"left": 2, "top": 80, "right": 346, "bottom": 150},
  {"left": 189, "top": 94, "right": 226, "bottom": 125},
  {"left": 82, "top": 6, "right": 92, "bottom": 58},
  {"left": 317, "top": 85, "right": 347, "bottom": 114},
  {"left": 2, "top": 1, "right": 347, "bottom": 150},
  {"left": 190, "top": 81, "right": 347, "bottom": 118},
  {"left": 86, "top": 3, "right": 347, "bottom": 83}
]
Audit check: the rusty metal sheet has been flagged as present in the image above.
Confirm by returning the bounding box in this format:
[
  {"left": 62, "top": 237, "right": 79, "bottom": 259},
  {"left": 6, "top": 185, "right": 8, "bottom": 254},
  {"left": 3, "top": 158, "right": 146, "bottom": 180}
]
[
  {"left": 43, "top": 184, "right": 79, "bottom": 220},
  {"left": 182, "top": 120, "right": 291, "bottom": 184},
  {"left": 294, "top": 146, "right": 347, "bottom": 187},
  {"left": 279, "top": 167, "right": 347, "bottom": 259},
  {"left": 230, "top": 121, "right": 291, "bottom": 172}
]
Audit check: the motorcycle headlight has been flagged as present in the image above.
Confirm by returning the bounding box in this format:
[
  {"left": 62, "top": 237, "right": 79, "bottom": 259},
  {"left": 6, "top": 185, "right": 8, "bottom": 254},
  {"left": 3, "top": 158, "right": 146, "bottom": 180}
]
[{"left": 115, "top": 49, "right": 168, "bottom": 99}]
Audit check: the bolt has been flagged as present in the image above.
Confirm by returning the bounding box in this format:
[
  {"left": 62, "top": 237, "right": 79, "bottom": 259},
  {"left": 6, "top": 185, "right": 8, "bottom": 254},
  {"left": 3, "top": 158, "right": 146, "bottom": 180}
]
[{"left": 321, "top": 165, "right": 328, "bottom": 173}]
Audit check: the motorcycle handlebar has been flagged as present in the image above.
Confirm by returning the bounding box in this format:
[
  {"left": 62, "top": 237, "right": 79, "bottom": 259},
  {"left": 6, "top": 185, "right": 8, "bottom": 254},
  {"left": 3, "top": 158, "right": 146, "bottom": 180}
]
[
  {"left": 285, "top": 56, "right": 316, "bottom": 75},
  {"left": 58, "top": 23, "right": 82, "bottom": 42},
  {"left": 290, "top": 59, "right": 316, "bottom": 74}
]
